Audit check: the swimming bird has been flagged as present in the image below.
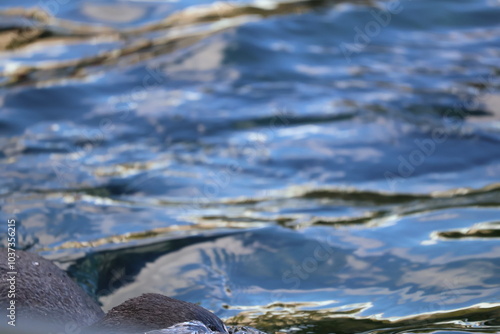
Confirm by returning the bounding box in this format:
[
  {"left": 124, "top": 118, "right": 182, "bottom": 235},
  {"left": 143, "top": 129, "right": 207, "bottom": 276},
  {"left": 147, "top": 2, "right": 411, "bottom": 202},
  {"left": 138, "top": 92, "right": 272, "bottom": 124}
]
[
  {"left": 0, "top": 248, "right": 227, "bottom": 334},
  {"left": 86, "top": 293, "right": 227, "bottom": 334},
  {"left": 0, "top": 248, "right": 104, "bottom": 332}
]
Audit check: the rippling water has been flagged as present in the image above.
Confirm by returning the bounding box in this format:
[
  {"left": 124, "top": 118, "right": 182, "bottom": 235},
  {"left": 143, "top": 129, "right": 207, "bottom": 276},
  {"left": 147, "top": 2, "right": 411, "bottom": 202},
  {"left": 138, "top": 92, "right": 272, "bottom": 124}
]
[{"left": 0, "top": 0, "right": 499, "bottom": 333}]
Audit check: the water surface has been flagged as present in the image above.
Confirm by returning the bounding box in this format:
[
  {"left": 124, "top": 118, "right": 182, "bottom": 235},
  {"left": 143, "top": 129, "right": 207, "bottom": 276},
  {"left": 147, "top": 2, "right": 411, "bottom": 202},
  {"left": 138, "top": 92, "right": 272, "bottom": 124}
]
[{"left": 0, "top": 0, "right": 499, "bottom": 333}]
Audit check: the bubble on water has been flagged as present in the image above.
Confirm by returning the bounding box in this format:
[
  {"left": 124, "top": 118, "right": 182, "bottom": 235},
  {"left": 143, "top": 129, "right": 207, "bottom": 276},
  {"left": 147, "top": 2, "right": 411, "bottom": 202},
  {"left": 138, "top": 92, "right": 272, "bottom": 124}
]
[{"left": 32, "top": 261, "right": 39, "bottom": 266}]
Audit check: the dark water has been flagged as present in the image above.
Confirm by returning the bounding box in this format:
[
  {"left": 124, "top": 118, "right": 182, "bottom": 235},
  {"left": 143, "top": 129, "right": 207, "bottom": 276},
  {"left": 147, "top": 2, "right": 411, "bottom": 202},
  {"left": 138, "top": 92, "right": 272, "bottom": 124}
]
[{"left": 0, "top": 0, "right": 499, "bottom": 333}]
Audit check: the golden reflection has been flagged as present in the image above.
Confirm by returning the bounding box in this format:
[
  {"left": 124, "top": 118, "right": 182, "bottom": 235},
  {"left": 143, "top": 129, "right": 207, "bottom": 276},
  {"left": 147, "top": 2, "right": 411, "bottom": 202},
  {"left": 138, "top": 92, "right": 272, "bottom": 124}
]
[
  {"left": 81, "top": 3, "right": 148, "bottom": 23},
  {"left": 225, "top": 303, "right": 500, "bottom": 334},
  {"left": 0, "top": 0, "right": 375, "bottom": 87}
]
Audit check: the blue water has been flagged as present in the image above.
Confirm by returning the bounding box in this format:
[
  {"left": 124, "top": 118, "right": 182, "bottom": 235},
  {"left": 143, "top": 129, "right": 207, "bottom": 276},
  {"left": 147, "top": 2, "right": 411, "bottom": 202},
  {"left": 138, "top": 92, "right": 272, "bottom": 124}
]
[{"left": 0, "top": 0, "right": 499, "bottom": 333}]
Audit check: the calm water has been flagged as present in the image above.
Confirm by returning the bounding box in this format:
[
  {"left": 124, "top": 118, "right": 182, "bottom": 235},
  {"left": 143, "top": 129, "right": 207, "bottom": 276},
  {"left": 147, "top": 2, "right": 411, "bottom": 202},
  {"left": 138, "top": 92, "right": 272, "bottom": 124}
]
[{"left": 0, "top": 0, "right": 499, "bottom": 333}]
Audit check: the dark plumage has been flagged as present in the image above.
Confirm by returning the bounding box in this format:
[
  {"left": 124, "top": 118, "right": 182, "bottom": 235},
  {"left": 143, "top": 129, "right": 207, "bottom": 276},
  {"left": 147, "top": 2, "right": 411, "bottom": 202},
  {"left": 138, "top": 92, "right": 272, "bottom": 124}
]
[
  {"left": 86, "top": 293, "right": 227, "bottom": 334},
  {"left": 0, "top": 248, "right": 104, "bottom": 332},
  {"left": 0, "top": 249, "right": 227, "bottom": 334}
]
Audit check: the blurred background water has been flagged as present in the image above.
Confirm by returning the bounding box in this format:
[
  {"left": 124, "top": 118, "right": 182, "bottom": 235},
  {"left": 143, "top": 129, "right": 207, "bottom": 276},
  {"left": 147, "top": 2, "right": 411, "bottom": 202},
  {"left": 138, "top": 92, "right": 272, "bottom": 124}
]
[{"left": 0, "top": 0, "right": 499, "bottom": 333}]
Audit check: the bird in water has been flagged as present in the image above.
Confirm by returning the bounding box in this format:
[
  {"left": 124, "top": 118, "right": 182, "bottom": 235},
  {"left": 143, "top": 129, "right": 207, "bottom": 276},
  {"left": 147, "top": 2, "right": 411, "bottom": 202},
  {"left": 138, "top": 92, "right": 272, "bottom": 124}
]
[{"left": 0, "top": 248, "right": 228, "bottom": 334}]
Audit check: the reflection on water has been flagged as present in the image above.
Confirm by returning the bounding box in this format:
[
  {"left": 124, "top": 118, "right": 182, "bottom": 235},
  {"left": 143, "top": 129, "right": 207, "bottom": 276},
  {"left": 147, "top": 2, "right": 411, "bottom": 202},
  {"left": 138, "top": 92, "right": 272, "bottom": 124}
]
[{"left": 0, "top": 0, "right": 499, "bottom": 333}]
